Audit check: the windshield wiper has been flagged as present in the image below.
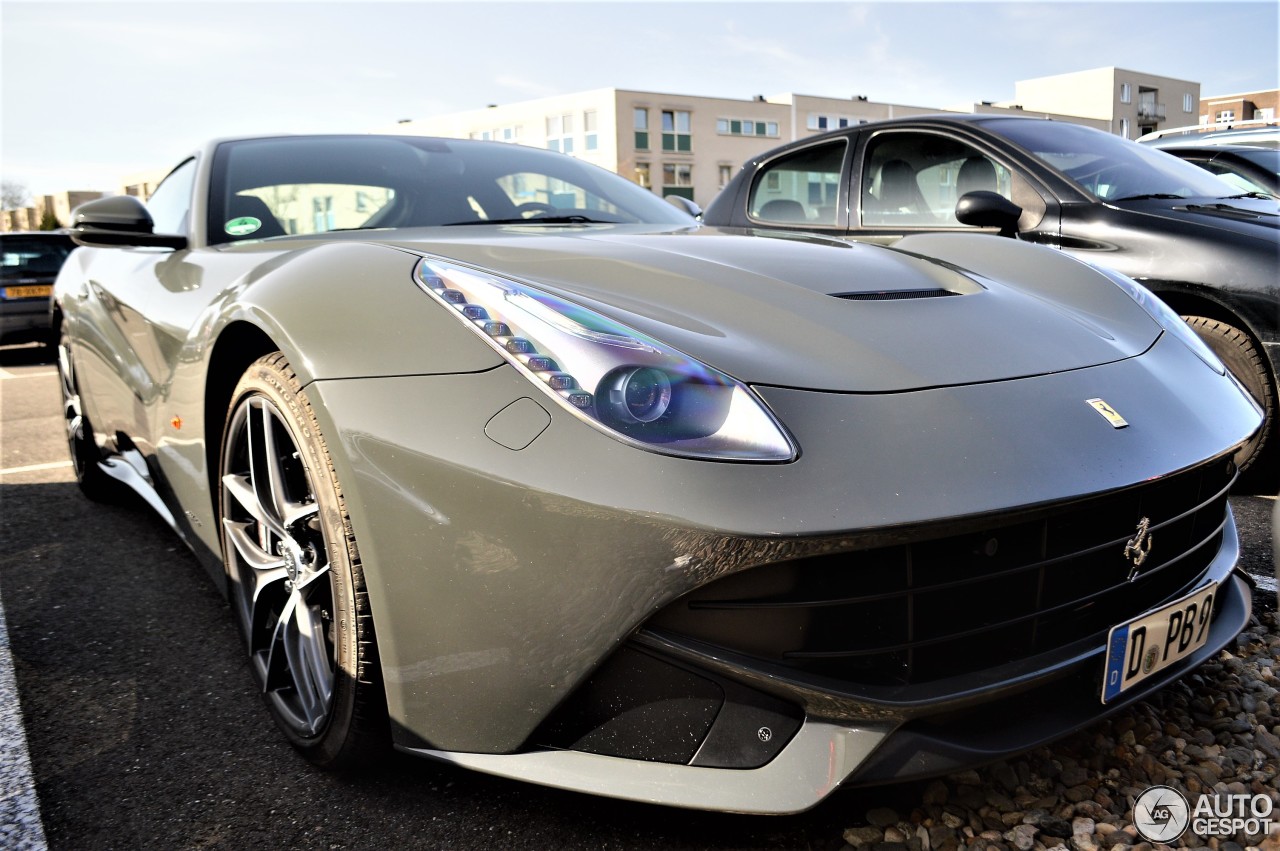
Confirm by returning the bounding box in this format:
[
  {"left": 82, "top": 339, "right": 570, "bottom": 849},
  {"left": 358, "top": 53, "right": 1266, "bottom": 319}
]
[
  {"left": 1223, "top": 192, "right": 1276, "bottom": 200},
  {"left": 442, "top": 215, "right": 617, "bottom": 226},
  {"left": 1111, "top": 193, "right": 1186, "bottom": 202}
]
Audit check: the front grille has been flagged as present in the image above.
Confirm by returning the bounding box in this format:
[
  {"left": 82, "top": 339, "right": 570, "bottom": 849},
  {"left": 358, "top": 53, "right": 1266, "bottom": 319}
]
[{"left": 646, "top": 457, "right": 1235, "bottom": 688}]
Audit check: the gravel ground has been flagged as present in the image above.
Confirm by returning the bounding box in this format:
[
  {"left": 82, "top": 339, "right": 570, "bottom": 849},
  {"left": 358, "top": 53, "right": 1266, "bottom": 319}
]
[{"left": 836, "top": 611, "right": 1280, "bottom": 851}]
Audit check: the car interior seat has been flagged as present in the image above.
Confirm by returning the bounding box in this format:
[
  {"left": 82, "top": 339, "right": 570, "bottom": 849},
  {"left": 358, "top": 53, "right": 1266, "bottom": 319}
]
[
  {"left": 757, "top": 198, "right": 808, "bottom": 222},
  {"left": 956, "top": 156, "right": 999, "bottom": 197}
]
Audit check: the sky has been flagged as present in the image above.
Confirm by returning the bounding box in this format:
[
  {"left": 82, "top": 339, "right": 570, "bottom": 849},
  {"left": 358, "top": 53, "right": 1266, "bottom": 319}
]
[{"left": 2, "top": 0, "right": 1277, "bottom": 197}]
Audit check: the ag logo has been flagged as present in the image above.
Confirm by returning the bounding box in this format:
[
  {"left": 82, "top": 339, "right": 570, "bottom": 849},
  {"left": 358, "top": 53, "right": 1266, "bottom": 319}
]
[{"left": 1133, "top": 785, "right": 1189, "bottom": 843}]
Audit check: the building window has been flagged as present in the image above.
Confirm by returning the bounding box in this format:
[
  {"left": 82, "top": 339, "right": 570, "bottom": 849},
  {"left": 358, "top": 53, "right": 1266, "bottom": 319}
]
[
  {"left": 584, "top": 111, "right": 598, "bottom": 151},
  {"left": 718, "top": 164, "right": 733, "bottom": 188},
  {"left": 807, "top": 114, "right": 861, "bottom": 132},
  {"left": 1257, "top": 107, "right": 1276, "bottom": 120},
  {"left": 716, "top": 118, "right": 779, "bottom": 137},
  {"left": 662, "top": 110, "right": 691, "bottom": 152},
  {"left": 1216, "top": 109, "right": 1236, "bottom": 123},
  {"left": 662, "top": 163, "right": 693, "bottom": 200},
  {"left": 1120, "top": 83, "right": 1132, "bottom": 104},
  {"left": 634, "top": 162, "right": 651, "bottom": 190},
  {"left": 634, "top": 108, "right": 649, "bottom": 150},
  {"left": 546, "top": 114, "right": 574, "bottom": 154},
  {"left": 1183, "top": 93, "right": 1194, "bottom": 113},
  {"left": 1119, "top": 118, "right": 1130, "bottom": 139},
  {"left": 312, "top": 196, "right": 335, "bottom": 231}
]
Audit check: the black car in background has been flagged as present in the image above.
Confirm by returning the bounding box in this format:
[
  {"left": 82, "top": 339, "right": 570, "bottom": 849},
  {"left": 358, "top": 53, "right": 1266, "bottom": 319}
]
[
  {"left": 1, "top": 230, "right": 75, "bottom": 347},
  {"left": 704, "top": 115, "right": 1280, "bottom": 482}
]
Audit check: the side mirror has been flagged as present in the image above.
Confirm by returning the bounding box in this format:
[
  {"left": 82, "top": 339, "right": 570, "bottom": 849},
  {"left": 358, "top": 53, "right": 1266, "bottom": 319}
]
[
  {"left": 955, "top": 191, "right": 1023, "bottom": 239},
  {"left": 71, "top": 196, "right": 187, "bottom": 249},
  {"left": 664, "top": 194, "right": 703, "bottom": 220}
]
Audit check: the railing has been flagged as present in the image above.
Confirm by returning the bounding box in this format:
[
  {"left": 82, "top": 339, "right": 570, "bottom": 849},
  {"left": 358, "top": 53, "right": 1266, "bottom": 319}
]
[{"left": 1137, "top": 101, "right": 1166, "bottom": 121}]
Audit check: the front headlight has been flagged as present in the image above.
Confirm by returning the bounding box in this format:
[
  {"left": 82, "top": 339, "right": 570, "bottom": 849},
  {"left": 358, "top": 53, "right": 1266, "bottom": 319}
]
[
  {"left": 1094, "top": 267, "right": 1226, "bottom": 375},
  {"left": 414, "top": 257, "right": 797, "bottom": 462}
]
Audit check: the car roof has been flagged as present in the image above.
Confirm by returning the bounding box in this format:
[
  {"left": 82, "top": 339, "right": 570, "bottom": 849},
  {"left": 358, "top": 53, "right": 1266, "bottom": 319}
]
[
  {"left": 1142, "top": 128, "right": 1280, "bottom": 149},
  {"left": 744, "top": 113, "right": 1051, "bottom": 162},
  {"left": 1157, "top": 143, "right": 1280, "bottom": 154}
]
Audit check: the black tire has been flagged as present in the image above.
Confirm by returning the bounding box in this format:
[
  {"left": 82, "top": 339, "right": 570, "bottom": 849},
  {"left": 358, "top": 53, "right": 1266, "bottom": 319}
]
[
  {"left": 1183, "top": 316, "right": 1275, "bottom": 479},
  {"left": 57, "top": 330, "right": 121, "bottom": 502},
  {"left": 218, "top": 353, "right": 388, "bottom": 768}
]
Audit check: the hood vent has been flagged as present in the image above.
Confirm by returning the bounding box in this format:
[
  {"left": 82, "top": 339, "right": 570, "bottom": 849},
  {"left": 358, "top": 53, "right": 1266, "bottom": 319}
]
[{"left": 832, "top": 288, "right": 960, "bottom": 301}]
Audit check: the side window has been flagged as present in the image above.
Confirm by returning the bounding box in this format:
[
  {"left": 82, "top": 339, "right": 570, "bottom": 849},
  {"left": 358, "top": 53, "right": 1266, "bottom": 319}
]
[
  {"left": 749, "top": 140, "right": 846, "bottom": 226},
  {"left": 859, "top": 132, "right": 1015, "bottom": 228},
  {"left": 146, "top": 159, "right": 197, "bottom": 235}
]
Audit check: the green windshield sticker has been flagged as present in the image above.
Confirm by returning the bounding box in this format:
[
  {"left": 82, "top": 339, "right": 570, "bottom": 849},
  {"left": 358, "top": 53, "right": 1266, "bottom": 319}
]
[{"left": 225, "top": 216, "right": 262, "bottom": 236}]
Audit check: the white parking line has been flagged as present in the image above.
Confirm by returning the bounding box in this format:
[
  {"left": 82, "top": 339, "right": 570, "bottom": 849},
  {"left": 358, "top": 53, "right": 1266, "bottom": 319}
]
[
  {"left": 0, "top": 461, "right": 72, "bottom": 477},
  {"left": 0, "top": 588, "right": 49, "bottom": 851}
]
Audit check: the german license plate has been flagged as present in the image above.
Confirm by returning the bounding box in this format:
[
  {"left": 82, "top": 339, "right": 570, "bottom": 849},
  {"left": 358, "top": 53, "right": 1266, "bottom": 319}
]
[
  {"left": 2, "top": 285, "right": 53, "bottom": 300},
  {"left": 1101, "top": 582, "right": 1216, "bottom": 703}
]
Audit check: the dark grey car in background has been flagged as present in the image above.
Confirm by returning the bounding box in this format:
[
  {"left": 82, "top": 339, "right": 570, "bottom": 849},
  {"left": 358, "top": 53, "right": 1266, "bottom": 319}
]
[
  {"left": 704, "top": 115, "right": 1280, "bottom": 483},
  {"left": 1147, "top": 144, "right": 1280, "bottom": 197},
  {"left": 55, "top": 134, "right": 1261, "bottom": 812},
  {"left": 0, "top": 230, "right": 75, "bottom": 346}
]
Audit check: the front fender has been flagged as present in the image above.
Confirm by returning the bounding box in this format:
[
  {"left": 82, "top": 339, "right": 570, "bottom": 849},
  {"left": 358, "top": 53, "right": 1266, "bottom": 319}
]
[{"left": 209, "top": 241, "right": 503, "bottom": 385}]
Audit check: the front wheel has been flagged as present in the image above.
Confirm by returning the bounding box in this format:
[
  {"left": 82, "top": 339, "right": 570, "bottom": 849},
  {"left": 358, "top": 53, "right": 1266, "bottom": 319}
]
[
  {"left": 1183, "top": 316, "right": 1275, "bottom": 479},
  {"left": 57, "top": 329, "right": 120, "bottom": 502},
  {"left": 219, "top": 353, "right": 387, "bottom": 767}
]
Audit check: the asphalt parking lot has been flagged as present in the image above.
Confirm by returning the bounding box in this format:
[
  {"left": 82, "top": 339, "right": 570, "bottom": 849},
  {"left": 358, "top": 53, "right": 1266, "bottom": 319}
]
[{"left": 1, "top": 341, "right": 1275, "bottom": 851}]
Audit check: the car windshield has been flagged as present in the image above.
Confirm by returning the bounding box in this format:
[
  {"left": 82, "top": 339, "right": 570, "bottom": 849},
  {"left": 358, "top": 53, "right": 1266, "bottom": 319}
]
[
  {"left": 0, "top": 235, "right": 73, "bottom": 278},
  {"left": 984, "top": 119, "right": 1238, "bottom": 201},
  {"left": 207, "top": 135, "right": 691, "bottom": 244}
]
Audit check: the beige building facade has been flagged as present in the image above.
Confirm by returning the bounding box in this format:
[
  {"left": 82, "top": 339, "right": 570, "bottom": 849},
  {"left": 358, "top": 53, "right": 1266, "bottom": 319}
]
[
  {"left": 1, "top": 190, "right": 104, "bottom": 232},
  {"left": 394, "top": 88, "right": 969, "bottom": 207},
  {"left": 1013, "top": 67, "right": 1201, "bottom": 140}
]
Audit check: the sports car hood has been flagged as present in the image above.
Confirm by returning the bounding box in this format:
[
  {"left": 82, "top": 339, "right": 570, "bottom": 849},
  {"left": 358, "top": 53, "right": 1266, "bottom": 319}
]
[{"left": 384, "top": 226, "right": 1161, "bottom": 393}]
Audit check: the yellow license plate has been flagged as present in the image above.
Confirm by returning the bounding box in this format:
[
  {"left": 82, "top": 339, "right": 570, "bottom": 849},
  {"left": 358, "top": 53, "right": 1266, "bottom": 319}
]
[{"left": 2, "top": 285, "right": 53, "bottom": 299}]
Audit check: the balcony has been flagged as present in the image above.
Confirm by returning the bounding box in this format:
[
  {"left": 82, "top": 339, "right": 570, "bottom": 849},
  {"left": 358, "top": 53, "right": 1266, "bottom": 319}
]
[{"left": 1137, "top": 101, "right": 1166, "bottom": 121}]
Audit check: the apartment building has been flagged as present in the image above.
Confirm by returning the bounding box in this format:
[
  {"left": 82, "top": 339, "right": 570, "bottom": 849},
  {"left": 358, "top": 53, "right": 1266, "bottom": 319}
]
[
  {"left": 1200, "top": 89, "right": 1278, "bottom": 125},
  {"left": 394, "top": 88, "right": 964, "bottom": 207},
  {"left": 1013, "top": 67, "right": 1201, "bottom": 140}
]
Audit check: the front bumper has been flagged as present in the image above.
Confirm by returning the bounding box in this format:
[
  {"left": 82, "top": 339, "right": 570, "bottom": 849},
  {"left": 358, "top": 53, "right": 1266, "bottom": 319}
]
[
  {"left": 403, "top": 557, "right": 1250, "bottom": 814},
  {"left": 0, "top": 303, "right": 53, "bottom": 342}
]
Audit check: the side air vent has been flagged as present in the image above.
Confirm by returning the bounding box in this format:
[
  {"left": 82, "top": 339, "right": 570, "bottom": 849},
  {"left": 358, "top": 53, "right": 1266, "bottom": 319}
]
[{"left": 833, "top": 288, "right": 960, "bottom": 301}]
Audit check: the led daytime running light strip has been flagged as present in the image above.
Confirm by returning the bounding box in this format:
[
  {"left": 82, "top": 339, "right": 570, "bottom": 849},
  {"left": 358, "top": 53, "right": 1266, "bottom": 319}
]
[{"left": 417, "top": 265, "right": 596, "bottom": 411}]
